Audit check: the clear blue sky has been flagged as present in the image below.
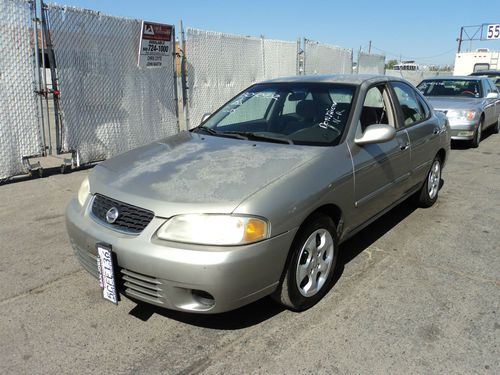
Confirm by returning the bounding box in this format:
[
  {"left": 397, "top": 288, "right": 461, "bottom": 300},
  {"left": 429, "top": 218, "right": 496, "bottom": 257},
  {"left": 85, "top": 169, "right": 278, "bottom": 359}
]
[{"left": 55, "top": 0, "right": 500, "bottom": 66}]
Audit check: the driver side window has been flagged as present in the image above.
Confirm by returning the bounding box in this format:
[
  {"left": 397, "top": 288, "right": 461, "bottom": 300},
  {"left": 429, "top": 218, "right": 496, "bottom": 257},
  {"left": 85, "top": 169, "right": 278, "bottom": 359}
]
[{"left": 392, "top": 82, "right": 425, "bottom": 126}]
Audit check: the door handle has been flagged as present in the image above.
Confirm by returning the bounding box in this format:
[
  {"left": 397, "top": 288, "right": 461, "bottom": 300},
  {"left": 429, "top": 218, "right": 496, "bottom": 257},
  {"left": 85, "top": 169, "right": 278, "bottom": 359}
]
[
  {"left": 400, "top": 142, "right": 410, "bottom": 151},
  {"left": 433, "top": 128, "right": 440, "bottom": 135}
]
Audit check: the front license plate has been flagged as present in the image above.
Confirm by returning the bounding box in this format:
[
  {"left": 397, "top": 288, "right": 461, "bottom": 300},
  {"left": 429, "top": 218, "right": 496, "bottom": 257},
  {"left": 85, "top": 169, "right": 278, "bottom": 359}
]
[{"left": 96, "top": 244, "right": 118, "bottom": 304}]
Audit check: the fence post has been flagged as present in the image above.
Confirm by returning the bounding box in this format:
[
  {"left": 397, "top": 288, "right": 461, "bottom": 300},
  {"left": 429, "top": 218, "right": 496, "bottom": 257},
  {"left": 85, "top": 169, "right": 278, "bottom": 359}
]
[
  {"left": 170, "top": 25, "right": 182, "bottom": 132},
  {"left": 296, "top": 38, "right": 301, "bottom": 75},
  {"left": 261, "top": 35, "right": 266, "bottom": 79},
  {"left": 302, "top": 38, "right": 307, "bottom": 75},
  {"left": 41, "top": 0, "right": 62, "bottom": 154},
  {"left": 31, "top": 0, "right": 47, "bottom": 157},
  {"left": 179, "top": 20, "right": 189, "bottom": 130}
]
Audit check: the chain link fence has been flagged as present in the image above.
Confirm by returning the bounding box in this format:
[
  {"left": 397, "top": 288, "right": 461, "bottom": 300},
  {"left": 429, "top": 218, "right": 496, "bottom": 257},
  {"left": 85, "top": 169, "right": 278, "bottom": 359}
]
[
  {"left": 45, "top": 4, "right": 179, "bottom": 165},
  {"left": 0, "top": 0, "right": 42, "bottom": 180},
  {"left": 184, "top": 28, "right": 299, "bottom": 127},
  {"left": 1, "top": 1, "right": 378, "bottom": 179},
  {"left": 357, "top": 52, "right": 385, "bottom": 74},
  {"left": 263, "top": 38, "right": 299, "bottom": 79},
  {"left": 303, "top": 39, "right": 353, "bottom": 75}
]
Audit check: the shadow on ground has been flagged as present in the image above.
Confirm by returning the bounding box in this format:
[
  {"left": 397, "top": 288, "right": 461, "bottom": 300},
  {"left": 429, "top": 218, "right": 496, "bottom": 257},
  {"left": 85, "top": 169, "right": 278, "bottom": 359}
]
[{"left": 129, "top": 197, "right": 423, "bottom": 329}]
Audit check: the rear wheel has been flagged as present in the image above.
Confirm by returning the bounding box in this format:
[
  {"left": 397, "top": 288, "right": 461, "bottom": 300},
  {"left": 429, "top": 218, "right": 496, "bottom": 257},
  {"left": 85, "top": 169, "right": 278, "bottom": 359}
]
[
  {"left": 493, "top": 116, "right": 500, "bottom": 134},
  {"left": 415, "top": 156, "right": 442, "bottom": 208},
  {"left": 471, "top": 119, "right": 483, "bottom": 148},
  {"left": 273, "top": 213, "right": 338, "bottom": 311}
]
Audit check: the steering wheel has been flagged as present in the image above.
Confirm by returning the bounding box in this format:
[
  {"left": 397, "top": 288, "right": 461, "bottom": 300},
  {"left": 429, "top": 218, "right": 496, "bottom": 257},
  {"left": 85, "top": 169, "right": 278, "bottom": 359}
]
[
  {"left": 290, "top": 123, "right": 341, "bottom": 140},
  {"left": 461, "top": 90, "right": 475, "bottom": 96}
]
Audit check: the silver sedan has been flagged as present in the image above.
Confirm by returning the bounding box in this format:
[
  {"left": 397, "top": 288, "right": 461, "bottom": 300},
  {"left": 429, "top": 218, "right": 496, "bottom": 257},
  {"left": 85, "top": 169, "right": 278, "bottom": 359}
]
[
  {"left": 417, "top": 76, "right": 500, "bottom": 147},
  {"left": 66, "top": 75, "right": 450, "bottom": 313}
]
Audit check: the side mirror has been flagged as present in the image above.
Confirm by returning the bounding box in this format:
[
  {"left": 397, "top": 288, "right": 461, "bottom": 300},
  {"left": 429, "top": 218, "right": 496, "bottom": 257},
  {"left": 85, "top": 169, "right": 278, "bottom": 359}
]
[
  {"left": 201, "top": 112, "right": 212, "bottom": 123},
  {"left": 355, "top": 124, "right": 396, "bottom": 146},
  {"left": 486, "top": 92, "right": 499, "bottom": 99}
]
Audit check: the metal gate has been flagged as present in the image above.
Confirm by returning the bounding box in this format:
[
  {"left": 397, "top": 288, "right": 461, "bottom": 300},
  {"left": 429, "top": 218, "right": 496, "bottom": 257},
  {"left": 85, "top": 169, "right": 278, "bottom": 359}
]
[
  {"left": 357, "top": 51, "right": 385, "bottom": 74},
  {"left": 0, "top": 0, "right": 43, "bottom": 180},
  {"left": 44, "top": 4, "right": 179, "bottom": 165},
  {"left": 303, "top": 39, "right": 353, "bottom": 75}
]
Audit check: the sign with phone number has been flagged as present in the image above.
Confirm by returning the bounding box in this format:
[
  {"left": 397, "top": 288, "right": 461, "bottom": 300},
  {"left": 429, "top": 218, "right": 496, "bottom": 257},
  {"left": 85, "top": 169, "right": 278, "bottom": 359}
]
[
  {"left": 137, "top": 21, "right": 173, "bottom": 68},
  {"left": 486, "top": 24, "right": 500, "bottom": 40}
]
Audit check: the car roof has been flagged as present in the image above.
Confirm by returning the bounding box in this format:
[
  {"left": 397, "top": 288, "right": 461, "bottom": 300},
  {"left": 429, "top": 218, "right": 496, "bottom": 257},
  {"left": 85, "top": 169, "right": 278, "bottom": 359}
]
[
  {"left": 420, "top": 75, "right": 483, "bottom": 81},
  {"left": 261, "top": 74, "right": 404, "bottom": 86},
  {"left": 470, "top": 70, "right": 500, "bottom": 76}
]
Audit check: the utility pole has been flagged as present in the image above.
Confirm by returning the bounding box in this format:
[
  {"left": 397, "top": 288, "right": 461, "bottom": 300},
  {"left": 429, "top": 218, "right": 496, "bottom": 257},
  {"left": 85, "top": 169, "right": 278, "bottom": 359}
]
[
  {"left": 457, "top": 27, "right": 463, "bottom": 53},
  {"left": 368, "top": 40, "right": 372, "bottom": 54}
]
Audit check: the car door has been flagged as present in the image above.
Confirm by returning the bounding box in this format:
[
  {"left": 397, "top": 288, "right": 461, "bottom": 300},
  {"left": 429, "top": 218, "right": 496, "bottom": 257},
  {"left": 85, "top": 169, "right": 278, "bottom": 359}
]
[
  {"left": 390, "top": 81, "right": 441, "bottom": 189},
  {"left": 348, "top": 84, "right": 411, "bottom": 228},
  {"left": 483, "top": 78, "right": 500, "bottom": 124}
]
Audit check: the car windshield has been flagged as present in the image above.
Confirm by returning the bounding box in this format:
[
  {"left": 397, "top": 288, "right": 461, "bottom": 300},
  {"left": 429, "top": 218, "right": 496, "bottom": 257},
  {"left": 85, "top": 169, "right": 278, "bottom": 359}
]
[
  {"left": 196, "top": 83, "right": 356, "bottom": 146},
  {"left": 417, "top": 79, "right": 483, "bottom": 98}
]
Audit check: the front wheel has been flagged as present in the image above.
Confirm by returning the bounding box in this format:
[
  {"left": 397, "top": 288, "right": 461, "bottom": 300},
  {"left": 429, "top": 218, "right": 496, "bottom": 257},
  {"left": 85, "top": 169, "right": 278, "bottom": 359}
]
[
  {"left": 493, "top": 116, "right": 499, "bottom": 134},
  {"left": 272, "top": 213, "right": 338, "bottom": 311},
  {"left": 471, "top": 119, "right": 483, "bottom": 148},
  {"left": 415, "top": 156, "right": 442, "bottom": 208}
]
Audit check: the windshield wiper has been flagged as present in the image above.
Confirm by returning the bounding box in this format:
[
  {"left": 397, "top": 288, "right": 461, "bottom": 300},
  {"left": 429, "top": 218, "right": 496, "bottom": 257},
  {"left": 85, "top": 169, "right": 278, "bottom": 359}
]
[
  {"left": 192, "top": 126, "right": 248, "bottom": 140},
  {"left": 223, "top": 131, "right": 294, "bottom": 145},
  {"left": 191, "top": 126, "right": 218, "bottom": 135}
]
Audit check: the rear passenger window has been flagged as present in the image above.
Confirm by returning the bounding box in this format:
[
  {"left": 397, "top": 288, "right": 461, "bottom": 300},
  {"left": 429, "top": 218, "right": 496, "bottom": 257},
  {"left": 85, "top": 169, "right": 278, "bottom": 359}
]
[{"left": 392, "top": 82, "right": 425, "bottom": 126}]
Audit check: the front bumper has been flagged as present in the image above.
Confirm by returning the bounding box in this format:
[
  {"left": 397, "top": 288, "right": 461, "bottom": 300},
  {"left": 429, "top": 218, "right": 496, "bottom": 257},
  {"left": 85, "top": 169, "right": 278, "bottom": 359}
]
[
  {"left": 66, "top": 197, "right": 297, "bottom": 313},
  {"left": 448, "top": 120, "right": 478, "bottom": 141}
]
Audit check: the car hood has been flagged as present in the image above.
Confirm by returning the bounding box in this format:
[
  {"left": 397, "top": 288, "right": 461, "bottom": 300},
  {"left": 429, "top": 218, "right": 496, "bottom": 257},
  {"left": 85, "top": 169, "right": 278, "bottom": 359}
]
[
  {"left": 89, "top": 131, "right": 323, "bottom": 218},
  {"left": 425, "top": 96, "right": 483, "bottom": 111}
]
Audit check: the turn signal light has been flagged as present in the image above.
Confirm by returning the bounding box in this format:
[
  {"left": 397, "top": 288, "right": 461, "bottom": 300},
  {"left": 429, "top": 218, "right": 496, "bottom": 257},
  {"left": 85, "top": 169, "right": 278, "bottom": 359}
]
[{"left": 244, "top": 218, "right": 268, "bottom": 242}]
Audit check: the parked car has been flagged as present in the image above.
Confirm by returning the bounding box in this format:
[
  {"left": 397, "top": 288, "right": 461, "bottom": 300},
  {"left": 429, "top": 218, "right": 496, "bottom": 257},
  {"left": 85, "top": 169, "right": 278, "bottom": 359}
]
[
  {"left": 66, "top": 75, "right": 450, "bottom": 314},
  {"left": 417, "top": 76, "right": 500, "bottom": 147},
  {"left": 469, "top": 70, "right": 500, "bottom": 91}
]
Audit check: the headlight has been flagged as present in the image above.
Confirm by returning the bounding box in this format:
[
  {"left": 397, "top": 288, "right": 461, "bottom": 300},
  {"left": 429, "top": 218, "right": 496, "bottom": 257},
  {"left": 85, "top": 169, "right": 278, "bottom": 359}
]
[
  {"left": 157, "top": 214, "right": 270, "bottom": 245},
  {"left": 77, "top": 176, "right": 90, "bottom": 207},
  {"left": 447, "top": 110, "right": 476, "bottom": 121}
]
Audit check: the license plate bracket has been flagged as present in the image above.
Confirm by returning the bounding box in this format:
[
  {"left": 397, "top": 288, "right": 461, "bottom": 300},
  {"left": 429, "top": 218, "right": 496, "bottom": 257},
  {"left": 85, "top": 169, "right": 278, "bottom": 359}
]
[{"left": 96, "top": 243, "right": 119, "bottom": 304}]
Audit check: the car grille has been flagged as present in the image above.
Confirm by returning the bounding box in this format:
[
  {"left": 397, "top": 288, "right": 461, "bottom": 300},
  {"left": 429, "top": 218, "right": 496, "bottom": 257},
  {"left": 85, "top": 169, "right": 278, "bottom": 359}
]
[
  {"left": 120, "top": 268, "right": 164, "bottom": 305},
  {"left": 71, "top": 241, "right": 165, "bottom": 305},
  {"left": 91, "top": 194, "right": 154, "bottom": 234},
  {"left": 71, "top": 238, "right": 100, "bottom": 279}
]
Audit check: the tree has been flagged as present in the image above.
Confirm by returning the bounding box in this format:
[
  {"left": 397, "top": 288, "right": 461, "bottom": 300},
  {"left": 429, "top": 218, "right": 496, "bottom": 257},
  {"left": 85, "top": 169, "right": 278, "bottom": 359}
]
[{"left": 385, "top": 59, "right": 398, "bottom": 69}]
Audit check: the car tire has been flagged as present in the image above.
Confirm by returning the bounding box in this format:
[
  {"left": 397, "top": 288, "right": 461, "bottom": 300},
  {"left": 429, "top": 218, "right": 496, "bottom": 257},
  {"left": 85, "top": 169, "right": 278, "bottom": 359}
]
[
  {"left": 415, "top": 156, "right": 442, "bottom": 208},
  {"left": 272, "top": 213, "right": 338, "bottom": 311},
  {"left": 471, "top": 119, "right": 483, "bottom": 148}
]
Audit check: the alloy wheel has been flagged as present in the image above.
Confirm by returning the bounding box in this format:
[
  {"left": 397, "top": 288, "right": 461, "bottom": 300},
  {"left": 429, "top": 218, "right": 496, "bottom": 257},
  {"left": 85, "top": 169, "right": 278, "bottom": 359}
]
[
  {"left": 295, "top": 229, "right": 334, "bottom": 297},
  {"left": 427, "top": 159, "right": 441, "bottom": 200}
]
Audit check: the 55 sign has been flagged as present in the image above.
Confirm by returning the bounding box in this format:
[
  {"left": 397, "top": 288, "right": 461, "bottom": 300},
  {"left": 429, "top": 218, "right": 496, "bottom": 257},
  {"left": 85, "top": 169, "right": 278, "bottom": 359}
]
[{"left": 486, "top": 24, "right": 500, "bottom": 40}]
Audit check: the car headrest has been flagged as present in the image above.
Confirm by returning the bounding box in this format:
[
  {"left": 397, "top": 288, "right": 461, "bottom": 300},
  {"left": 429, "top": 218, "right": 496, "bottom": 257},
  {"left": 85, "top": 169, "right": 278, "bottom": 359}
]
[{"left": 296, "top": 100, "right": 317, "bottom": 119}]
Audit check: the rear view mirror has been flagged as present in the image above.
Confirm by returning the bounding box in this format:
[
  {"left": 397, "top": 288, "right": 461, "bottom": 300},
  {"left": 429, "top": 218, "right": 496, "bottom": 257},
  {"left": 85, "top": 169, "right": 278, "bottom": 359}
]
[
  {"left": 486, "top": 92, "right": 499, "bottom": 99},
  {"left": 201, "top": 112, "right": 212, "bottom": 123},
  {"left": 355, "top": 124, "right": 396, "bottom": 146},
  {"left": 288, "top": 92, "right": 307, "bottom": 101}
]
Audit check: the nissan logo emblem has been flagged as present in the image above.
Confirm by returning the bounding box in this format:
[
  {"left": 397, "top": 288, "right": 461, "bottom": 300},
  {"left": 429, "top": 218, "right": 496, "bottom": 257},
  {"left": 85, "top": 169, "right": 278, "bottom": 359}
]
[{"left": 106, "top": 207, "right": 120, "bottom": 224}]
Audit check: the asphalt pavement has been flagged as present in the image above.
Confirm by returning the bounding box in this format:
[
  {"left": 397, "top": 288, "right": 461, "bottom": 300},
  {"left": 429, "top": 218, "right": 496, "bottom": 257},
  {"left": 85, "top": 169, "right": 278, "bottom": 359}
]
[{"left": 1, "top": 132, "right": 499, "bottom": 374}]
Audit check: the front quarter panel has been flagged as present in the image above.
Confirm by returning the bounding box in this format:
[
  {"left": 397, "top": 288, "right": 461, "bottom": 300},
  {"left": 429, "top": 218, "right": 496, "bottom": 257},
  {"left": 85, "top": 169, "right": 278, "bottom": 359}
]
[{"left": 233, "top": 143, "right": 354, "bottom": 240}]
